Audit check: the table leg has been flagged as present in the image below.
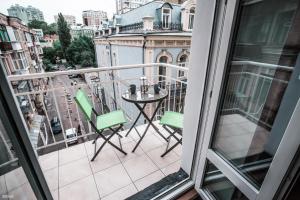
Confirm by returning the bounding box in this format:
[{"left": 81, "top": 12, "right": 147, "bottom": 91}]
[
  {"left": 134, "top": 102, "right": 168, "bottom": 142},
  {"left": 125, "top": 104, "right": 146, "bottom": 137},
  {"left": 132, "top": 100, "right": 164, "bottom": 152}
]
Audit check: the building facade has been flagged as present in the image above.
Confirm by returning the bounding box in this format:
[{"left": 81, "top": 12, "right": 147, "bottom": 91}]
[
  {"left": 95, "top": 0, "right": 195, "bottom": 120},
  {"left": 0, "top": 13, "right": 43, "bottom": 76},
  {"left": 82, "top": 10, "right": 108, "bottom": 29},
  {"left": 116, "top": 0, "right": 152, "bottom": 14},
  {"left": 7, "top": 4, "right": 44, "bottom": 24},
  {"left": 54, "top": 14, "right": 76, "bottom": 26},
  {"left": 70, "top": 25, "right": 95, "bottom": 40}
]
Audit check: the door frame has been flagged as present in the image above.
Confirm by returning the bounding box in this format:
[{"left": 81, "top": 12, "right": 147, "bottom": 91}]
[
  {"left": 187, "top": 0, "right": 300, "bottom": 199},
  {"left": 0, "top": 60, "right": 53, "bottom": 199}
]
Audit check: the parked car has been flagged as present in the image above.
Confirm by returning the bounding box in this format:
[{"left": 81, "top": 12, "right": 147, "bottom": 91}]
[
  {"left": 66, "top": 128, "right": 78, "bottom": 144},
  {"left": 50, "top": 117, "right": 62, "bottom": 134}
]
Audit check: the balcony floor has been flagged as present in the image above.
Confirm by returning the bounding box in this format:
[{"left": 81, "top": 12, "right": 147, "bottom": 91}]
[{"left": 36, "top": 121, "right": 182, "bottom": 200}]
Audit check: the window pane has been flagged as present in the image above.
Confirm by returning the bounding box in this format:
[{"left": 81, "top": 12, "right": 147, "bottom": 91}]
[
  {"left": 203, "top": 161, "right": 249, "bottom": 200},
  {"left": 211, "top": 0, "right": 300, "bottom": 188}
]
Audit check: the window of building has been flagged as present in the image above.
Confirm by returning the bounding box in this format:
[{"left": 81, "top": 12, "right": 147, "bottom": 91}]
[
  {"left": 188, "top": 7, "right": 195, "bottom": 30},
  {"left": 0, "top": 25, "right": 10, "bottom": 42},
  {"left": 178, "top": 54, "right": 188, "bottom": 77},
  {"left": 162, "top": 8, "right": 171, "bottom": 29},
  {"left": 11, "top": 52, "right": 28, "bottom": 70}
]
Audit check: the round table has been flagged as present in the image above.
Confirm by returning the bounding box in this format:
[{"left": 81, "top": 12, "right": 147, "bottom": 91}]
[{"left": 122, "top": 87, "right": 168, "bottom": 152}]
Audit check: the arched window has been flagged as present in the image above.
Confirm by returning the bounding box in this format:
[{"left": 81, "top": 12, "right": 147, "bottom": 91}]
[
  {"left": 188, "top": 7, "right": 195, "bottom": 30},
  {"left": 178, "top": 54, "right": 188, "bottom": 77},
  {"left": 158, "top": 56, "right": 168, "bottom": 86}
]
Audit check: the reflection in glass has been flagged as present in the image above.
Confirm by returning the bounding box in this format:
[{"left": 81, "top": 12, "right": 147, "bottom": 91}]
[
  {"left": 203, "top": 161, "right": 249, "bottom": 200},
  {"left": 0, "top": 117, "right": 36, "bottom": 199},
  {"left": 211, "top": 0, "right": 300, "bottom": 187}
]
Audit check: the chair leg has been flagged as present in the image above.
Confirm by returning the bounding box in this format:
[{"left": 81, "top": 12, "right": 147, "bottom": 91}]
[
  {"left": 91, "top": 125, "right": 127, "bottom": 161},
  {"left": 161, "top": 126, "right": 182, "bottom": 157},
  {"left": 161, "top": 139, "right": 182, "bottom": 157}
]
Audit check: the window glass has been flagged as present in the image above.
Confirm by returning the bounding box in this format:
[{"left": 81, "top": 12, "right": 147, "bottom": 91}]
[
  {"left": 211, "top": 0, "right": 300, "bottom": 188},
  {"left": 203, "top": 161, "right": 249, "bottom": 200}
]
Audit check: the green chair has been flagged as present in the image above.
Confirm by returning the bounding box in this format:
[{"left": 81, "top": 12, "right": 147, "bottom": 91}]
[
  {"left": 159, "top": 111, "right": 183, "bottom": 157},
  {"left": 74, "top": 89, "right": 127, "bottom": 161}
]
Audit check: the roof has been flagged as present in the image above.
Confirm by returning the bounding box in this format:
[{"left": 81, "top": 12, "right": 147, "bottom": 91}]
[{"left": 119, "top": 1, "right": 182, "bottom": 26}]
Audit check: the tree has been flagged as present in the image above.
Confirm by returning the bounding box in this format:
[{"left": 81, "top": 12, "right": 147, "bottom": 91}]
[
  {"left": 42, "top": 47, "right": 57, "bottom": 64},
  {"left": 57, "top": 13, "right": 71, "bottom": 59},
  {"left": 28, "top": 20, "right": 57, "bottom": 35},
  {"left": 66, "top": 36, "right": 96, "bottom": 67}
]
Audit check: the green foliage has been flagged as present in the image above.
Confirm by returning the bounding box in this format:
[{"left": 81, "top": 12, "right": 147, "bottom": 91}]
[
  {"left": 66, "top": 36, "right": 96, "bottom": 67},
  {"left": 28, "top": 20, "right": 57, "bottom": 35},
  {"left": 43, "top": 59, "right": 54, "bottom": 72},
  {"left": 42, "top": 47, "right": 57, "bottom": 64},
  {"left": 57, "top": 13, "right": 71, "bottom": 58}
]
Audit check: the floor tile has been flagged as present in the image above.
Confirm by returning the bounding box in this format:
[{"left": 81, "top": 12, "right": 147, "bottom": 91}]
[
  {"left": 147, "top": 146, "right": 180, "bottom": 168},
  {"left": 4, "top": 167, "right": 28, "bottom": 192},
  {"left": 84, "top": 140, "right": 111, "bottom": 156},
  {"left": 134, "top": 170, "right": 165, "bottom": 191},
  {"left": 44, "top": 167, "right": 58, "bottom": 191},
  {"left": 59, "top": 157, "right": 92, "bottom": 187},
  {"left": 39, "top": 151, "right": 58, "bottom": 171},
  {"left": 59, "top": 175, "right": 100, "bottom": 200},
  {"left": 59, "top": 143, "right": 87, "bottom": 166},
  {"left": 161, "top": 160, "right": 181, "bottom": 176},
  {"left": 0, "top": 175, "right": 7, "bottom": 195},
  {"left": 102, "top": 184, "right": 137, "bottom": 200},
  {"left": 114, "top": 141, "right": 144, "bottom": 162},
  {"left": 138, "top": 134, "right": 164, "bottom": 152},
  {"left": 94, "top": 164, "right": 132, "bottom": 197},
  {"left": 52, "top": 190, "right": 59, "bottom": 200},
  {"left": 8, "top": 183, "right": 36, "bottom": 200},
  {"left": 123, "top": 154, "right": 158, "bottom": 181},
  {"left": 89, "top": 149, "right": 120, "bottom": 173}
]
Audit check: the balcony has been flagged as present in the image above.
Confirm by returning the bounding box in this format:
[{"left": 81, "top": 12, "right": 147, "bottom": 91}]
[
  {"left": 0, "top": 41, "right": 13, "bottom": 51},
  {"left": 4, "top": 63, "right": 188, "bottom": 199},
  {"left": 1, "top": 58, "right": 295, "bottom": 199}
]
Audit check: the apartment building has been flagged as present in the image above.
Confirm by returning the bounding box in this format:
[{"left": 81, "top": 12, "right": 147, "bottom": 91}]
[
  {"left": 82, "top": 10, "right": 108, "bottom": 29},
  {"left": 0, "top": 13, "right": 43, "bottom": 76},
  {"left": 54, "top": 14, "right": 76, "bottom": 26},
  {"left": 7, "top": 4, "right": 45, "bottom": 24},
  {"left": 116, "top": 0, "right": 152, "bottom": 14}
]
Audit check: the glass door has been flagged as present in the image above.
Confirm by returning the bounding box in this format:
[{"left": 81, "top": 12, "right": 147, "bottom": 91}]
[{"left": 195, "top": 0, "right": 300, "bottom": 199}]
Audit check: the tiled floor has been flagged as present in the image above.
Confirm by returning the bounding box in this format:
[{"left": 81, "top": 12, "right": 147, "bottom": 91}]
[{"left": 34, "top": 122, "right": 182, "bottom": 200}]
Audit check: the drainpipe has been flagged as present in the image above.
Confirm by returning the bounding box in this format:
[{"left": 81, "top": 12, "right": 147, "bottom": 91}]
[
  {"left": 142, "top": 34, "right": 147, "bottom": 75},
  {"left": 107, "top": 37, "right": 118, "bottom": 110}
]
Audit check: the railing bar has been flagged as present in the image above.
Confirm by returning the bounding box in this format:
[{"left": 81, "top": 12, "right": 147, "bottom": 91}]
[
  {"left": 40, "top": 92, "right": 55, "bottom": 144},
  {"left": 172, "top": 79, "right": 176, "bottom": 112},
  {"left": 179, "top": 82, "right": 183, "bottom": 112},
  {"left": 49, "top": 78, "right": 68, "bottom": 148},
  {"left": 8, "top": 63, "right": 189, "bottom": 81}
]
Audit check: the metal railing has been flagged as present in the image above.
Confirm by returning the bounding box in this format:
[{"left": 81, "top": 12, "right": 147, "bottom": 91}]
[{"left": 7, "top": 63, "right": 189, "bottom": 154}]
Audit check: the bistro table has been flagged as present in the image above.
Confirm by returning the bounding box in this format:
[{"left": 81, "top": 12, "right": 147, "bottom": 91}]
[{"left": 122, "top": 87, "right": 169, "bottom": 152}]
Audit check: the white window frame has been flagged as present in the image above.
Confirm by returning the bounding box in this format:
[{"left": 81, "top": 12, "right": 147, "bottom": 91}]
[
  {"left": 188, "top": 7, "right": 195, "bottom": 30},
  {"left": 162, "top": 8, "right": 172, "bottom": 29},
  {"left": 12, "top": 52, "right": 28, "bottom": 70},
  {"left": 186, "top": 0, "right": 300, "bottom": 200}
]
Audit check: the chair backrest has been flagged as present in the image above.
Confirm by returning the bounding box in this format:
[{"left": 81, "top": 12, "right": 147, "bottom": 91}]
[{"left": 74, "top": 89, "right": 93, "bottom": 121}]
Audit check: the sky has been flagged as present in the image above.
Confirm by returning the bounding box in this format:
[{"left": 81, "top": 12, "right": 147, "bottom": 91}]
[{"left": 0, "top": 0, "right": 116, "bottom": 24}]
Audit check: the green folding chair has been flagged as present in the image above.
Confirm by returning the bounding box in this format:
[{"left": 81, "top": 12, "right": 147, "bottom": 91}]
[
  {"left": 74, "top": 89, "right": 127, "bottom": 161},
  {"left": 159, "top": 111, "right": 183, "bottom": 157}
]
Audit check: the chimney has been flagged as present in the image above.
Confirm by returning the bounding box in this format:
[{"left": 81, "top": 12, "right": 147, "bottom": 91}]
[{"left": 143, "top": 16, "right": 154, "bottom": 31}]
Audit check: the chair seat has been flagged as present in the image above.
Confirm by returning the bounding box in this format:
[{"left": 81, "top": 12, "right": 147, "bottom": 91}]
[
  {"left": 160, "top": 111, "right": 183, "bottom": 129},
  {"left": 97, "top": 110, "right": 126, "bottom": 130}
]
